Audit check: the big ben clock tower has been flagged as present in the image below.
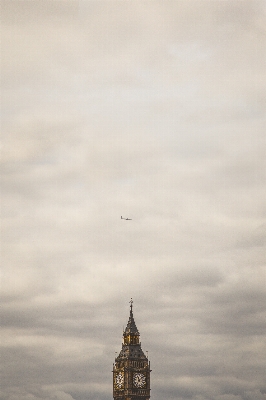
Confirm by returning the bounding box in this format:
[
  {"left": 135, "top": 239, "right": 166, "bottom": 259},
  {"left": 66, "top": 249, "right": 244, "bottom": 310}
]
[{"left": 113, "top": 300, "right": 151, "bottom": 400}]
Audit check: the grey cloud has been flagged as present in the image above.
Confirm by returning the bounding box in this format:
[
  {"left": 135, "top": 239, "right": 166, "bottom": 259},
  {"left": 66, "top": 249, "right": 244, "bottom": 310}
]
[{"left": 2, "top": 1, "right": 266, "bottom": 400}]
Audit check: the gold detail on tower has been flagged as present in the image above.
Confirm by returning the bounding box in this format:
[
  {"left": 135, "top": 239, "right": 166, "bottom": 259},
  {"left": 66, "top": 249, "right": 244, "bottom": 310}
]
[{"left": 124, "top": 334, "right": 139, "bottom": 345}]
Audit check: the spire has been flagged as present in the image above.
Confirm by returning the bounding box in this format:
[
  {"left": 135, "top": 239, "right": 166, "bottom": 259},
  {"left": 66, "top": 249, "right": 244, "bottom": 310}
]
[{"left": 123, "top": 299, "right": 140, "bottom": 340}]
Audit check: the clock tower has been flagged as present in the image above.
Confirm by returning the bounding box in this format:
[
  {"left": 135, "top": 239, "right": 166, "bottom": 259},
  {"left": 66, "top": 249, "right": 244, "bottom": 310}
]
[{"left": 113, "top": 300, "right": 151, "bottom": 400}]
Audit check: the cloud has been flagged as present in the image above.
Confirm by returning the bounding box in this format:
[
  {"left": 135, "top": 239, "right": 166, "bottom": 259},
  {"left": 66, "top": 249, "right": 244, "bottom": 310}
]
[{"left": 1, "top": 1, "right": 266, "bottom": 399}]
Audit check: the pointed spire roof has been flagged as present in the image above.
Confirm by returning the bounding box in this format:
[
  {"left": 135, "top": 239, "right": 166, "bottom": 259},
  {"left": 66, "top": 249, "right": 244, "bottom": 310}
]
[{"left": 123, "top": 299, "right": 139, "bottom": 337}]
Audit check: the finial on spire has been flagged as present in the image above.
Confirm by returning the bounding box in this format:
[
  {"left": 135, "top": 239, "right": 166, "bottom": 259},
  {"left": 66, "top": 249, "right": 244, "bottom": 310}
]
[{"left": 129, "top": 298, "right": 133, "bottom": 313}]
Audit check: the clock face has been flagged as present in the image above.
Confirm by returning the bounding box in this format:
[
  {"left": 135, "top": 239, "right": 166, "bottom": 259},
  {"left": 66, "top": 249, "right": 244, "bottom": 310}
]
[
  {"left": 115, "top": 372, "right": 124, "bottom": 389},
  {"left": 133, "top": 372, "right": 146, "bottom": 388}
]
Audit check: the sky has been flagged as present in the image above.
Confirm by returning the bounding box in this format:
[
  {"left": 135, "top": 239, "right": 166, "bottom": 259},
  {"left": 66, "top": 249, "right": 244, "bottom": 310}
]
[{"left": 1, "top": 1, "right": 266, "bottom": 399}]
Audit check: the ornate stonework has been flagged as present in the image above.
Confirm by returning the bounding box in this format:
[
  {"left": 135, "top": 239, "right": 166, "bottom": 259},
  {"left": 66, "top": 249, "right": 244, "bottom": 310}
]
[{"left": 113, "top": 300, "right": 151, "bottom": 400}]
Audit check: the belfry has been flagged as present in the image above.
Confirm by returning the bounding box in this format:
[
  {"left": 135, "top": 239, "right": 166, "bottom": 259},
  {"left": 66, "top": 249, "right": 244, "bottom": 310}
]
[{"left": 113, "top": 300, "right": 151, "bottom": 400}]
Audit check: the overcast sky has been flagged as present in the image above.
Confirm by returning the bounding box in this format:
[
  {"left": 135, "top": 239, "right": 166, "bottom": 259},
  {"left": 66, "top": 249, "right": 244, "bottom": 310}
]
[{"left": 1, "top": 1, "right": 266, "bottom": 400}]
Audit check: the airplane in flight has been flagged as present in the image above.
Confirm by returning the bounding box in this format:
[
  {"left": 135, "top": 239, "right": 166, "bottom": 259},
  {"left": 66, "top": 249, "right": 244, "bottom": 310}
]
[{"left": 121, "top": 216, "right": 132, "bottom": 220}]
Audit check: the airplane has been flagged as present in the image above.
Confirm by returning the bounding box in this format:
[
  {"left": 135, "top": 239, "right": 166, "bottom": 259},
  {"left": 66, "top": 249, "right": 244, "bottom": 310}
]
[{"left": 121, "top": 216, "right": 132, "bottom": 220}]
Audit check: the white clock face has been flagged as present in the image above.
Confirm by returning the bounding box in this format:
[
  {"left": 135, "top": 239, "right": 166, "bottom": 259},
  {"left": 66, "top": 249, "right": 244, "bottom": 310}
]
[
  {"left": 133, "top": 372, "right": 146, "bottom": 388},
  {"left": 115, "top": 372, "right": 124, "bottom": 389}
]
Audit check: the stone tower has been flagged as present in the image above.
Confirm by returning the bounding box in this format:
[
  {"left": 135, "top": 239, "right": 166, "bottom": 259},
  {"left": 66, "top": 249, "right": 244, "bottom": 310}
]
[{"left": 113, "top": 300, "right": 151, "bottom": 400}]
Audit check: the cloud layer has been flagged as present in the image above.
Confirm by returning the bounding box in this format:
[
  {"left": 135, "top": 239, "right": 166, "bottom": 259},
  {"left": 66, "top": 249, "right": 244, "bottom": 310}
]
[{"left": 1, "top": 1, "right": 266, "bottom": 399}]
